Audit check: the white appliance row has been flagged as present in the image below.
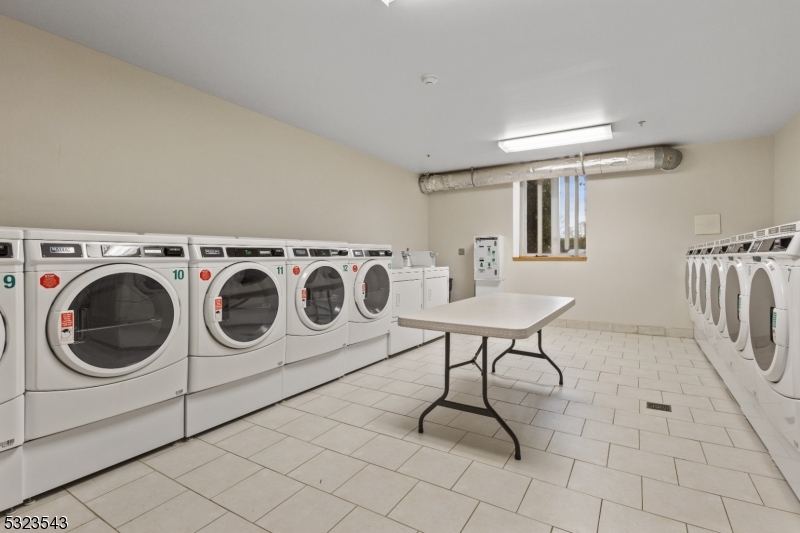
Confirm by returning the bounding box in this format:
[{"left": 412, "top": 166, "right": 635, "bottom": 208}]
[
  {"left": 389, "top": 265, "right": 449, "bottom": 355},
  {"left": 687, "top": 222, "right": 800, "bottom": 499},
  {"left": 0, "top": 228, "right": 439, "bottom": 512}
]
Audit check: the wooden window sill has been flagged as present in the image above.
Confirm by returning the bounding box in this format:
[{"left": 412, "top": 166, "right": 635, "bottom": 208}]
[{"left": 513, "top": 256, "right": 587, "bottom": 262}]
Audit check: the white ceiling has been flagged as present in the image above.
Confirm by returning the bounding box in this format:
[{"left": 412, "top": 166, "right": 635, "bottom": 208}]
[{"left": 2, "top": 0, "right": 799, "bottom": 174}]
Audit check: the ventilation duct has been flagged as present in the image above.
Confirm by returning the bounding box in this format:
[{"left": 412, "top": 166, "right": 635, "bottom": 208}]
[{"left": 418, "top": 147, "right": 682, "bottom": 194}]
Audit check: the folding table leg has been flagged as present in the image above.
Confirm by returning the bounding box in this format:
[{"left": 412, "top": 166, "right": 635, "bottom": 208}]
[
  {"left": 480, "top": 337, "right": 521, "bottom": 460},
  {"left": 417, "top": 332, "right": 450, "bottom": 433},
  {"left": 490, "top": 330, "right": 564, "bottom": 386}
]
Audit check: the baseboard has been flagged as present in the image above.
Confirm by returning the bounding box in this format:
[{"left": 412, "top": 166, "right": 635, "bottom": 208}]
[{"left": 549, "top": 319, "right": 693, "bottom": 339}]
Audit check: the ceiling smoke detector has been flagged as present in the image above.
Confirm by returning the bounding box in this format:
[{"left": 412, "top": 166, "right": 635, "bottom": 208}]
[{"left": 421, "top": 74, "right": 438, "bottom": 86}]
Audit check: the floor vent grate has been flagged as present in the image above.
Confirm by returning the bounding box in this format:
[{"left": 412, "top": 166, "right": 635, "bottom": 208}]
[{"left": 646, "top": 402, "right": 672, "bottom": 412}]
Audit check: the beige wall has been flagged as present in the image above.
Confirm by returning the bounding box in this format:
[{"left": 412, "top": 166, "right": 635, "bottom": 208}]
[
  {"left": 774, "top": 109, "right": 800, "bottom": 225},
  {"left": 0, "top": 15, "right": 427, "bottom": 250},
  {"left": 429, "top": 137, "right": 775, "bottom": 330}
]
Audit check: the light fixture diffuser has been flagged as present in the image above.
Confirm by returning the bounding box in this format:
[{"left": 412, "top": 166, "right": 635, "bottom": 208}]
[
  {"left": 381, "top": 0, "right": 395, "bottom": 5},
  {"left": 498, "top": 124, "right": 613, "bottom": 153}
]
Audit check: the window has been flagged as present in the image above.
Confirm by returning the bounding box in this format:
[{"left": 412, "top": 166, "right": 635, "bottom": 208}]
[{"left": 513, "top": 176, "right": 587, "bottom": 260}]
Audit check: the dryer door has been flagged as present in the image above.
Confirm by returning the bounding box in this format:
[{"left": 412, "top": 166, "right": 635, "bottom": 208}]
[
  {"left": 699, "top": 263, "right": 708, "bottom": 314},
  {"left": 685, "top": 262, "right": 691, "bottom": 303},
  {"left": 0, "top": 311, "right": 5, "bottom": 363},
  {"left": 354, "top": 261, "right": 390, "bottom": 319},
  {"left": 296, "top": 261, "right": 345, "bottom": 331},
  {"left": 726, "top": 261, "right": 749, "bottom": 351},
  {"left": 47, "top": 264, "right": 180, "bottom": 377},
  {"left": 749, "top": 261, "right": 789, "bottom": 382},
  {"left": 691, "top": 263, "right": 698, "bottom": 307},
  {"left": 204, "top": 262, "right": 281, "bottom": 349},
  {"left": 710, "top": 263, "right": 722, "bottom": 327}
]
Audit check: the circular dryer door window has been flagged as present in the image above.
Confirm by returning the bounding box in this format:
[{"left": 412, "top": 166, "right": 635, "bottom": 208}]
[
  {"left": 0, "top": 312, "right": 5, "bottom": 362},
  {"left": 749, "top": 263, "right": 789, "bottom": 381},
  {"left": 685, "top": 263, "right": 690, "bottom": 301},
  {"left": 691, "top": 264, "right": 698, "bottom": 306},
  {"left": 725, "top": 265, "right": 742, "bottom": 342},
  {"left": 710, "top": 264, "right": 722, "bottom": 326},
  {"left": 205, "top": 263, "right": 281, "bottom": 348},
  {"left": 47, "top": 264, "right": 180, "bottom": 378},
  {"left": 699, "top": 264, "right": 708, "bottom": 314},
  {"left": 355, "top": 262, "right": 390, "bottom": 319},
  {"left": 297, "top": 263, "right": 345, "bottom": 330}
]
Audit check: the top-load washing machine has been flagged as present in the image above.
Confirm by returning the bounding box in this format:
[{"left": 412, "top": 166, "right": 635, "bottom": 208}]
[
  {"left": 389, "top": 267, "right": 424, "bottom": 355},
  {"left": 185, "top": 236, "right": 286, "bottom": 436},
  {"left": 23, "top": 229, "right": 188, "bottom": 498},
  {"left": 284, "top": 241, "right": 349, "bottom": 397},
  {"left": 747, "top": 223, "right": 800, "bottom": 466},
  {"left": 0, "top": 228, "right": 24, "bottom": 512},
  {"left": 422, "top": 266, "right": 449, "bottom": 343},
  {"left": 345, "top": 244, "right": 392, "bottom": 374}
]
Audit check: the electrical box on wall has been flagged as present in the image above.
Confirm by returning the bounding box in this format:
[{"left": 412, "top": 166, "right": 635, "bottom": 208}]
[{"left": 474, "top": 236, "right": 505, "bottom": 296}]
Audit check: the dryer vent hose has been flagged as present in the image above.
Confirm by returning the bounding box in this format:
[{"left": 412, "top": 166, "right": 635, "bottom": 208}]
[{"left": 418, "top": 147, "right": 682, "bottom": 194}]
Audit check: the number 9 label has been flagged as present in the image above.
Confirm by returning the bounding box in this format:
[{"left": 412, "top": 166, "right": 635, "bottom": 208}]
[{"left": 3, "top": 274, "right": 14, "bottom": 289}]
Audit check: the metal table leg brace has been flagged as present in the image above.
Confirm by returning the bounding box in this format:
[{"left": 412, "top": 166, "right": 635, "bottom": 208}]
[
  {"left": 417, "top": 333, "right": 522, "bottom": 460},
  {"left": 491, "top": 330, "right": 563, "bottom": 385}
]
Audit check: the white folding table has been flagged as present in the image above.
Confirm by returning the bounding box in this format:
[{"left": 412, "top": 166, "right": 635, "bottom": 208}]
[{"left": 398, "top": 292, "right": 575, "bottom": 460}]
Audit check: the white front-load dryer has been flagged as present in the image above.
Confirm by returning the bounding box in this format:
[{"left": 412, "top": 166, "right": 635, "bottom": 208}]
[
  {"left": 725, "top": 237, "right": 757, "bottom": 396},
  {"left": 344, "top": 244, "right": 392, "bottom": 374},
  {"left": 0, "top": 228, "right": 24, "bottom": 512},
  {"left": 185, "top": 236, "right": 286, "bottom": 436},
  {"left": 283, "top": 241, "right": 350, "bottom": 397},
  {"left": 711, "top": 240, "right": 737, "bottom": 369},
  {"left": 701, "top": 243, "right": 724, "bottom": 343},
  {"left": 747, "top": 226, "right": 800, "bottom": 490},
  {"left": 685, "top": 247, "right": 697, "bottom": 318},
  {"left": 22, "top": 229, "right": 188, "bottom": 499},
  {"left": 689, "top": 247, "right": 704, "bottom": 327}
]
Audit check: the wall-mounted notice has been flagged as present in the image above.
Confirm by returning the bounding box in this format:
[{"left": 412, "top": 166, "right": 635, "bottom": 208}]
[{"left": 695, "top": 214, "right": 721, "bottom": 235}]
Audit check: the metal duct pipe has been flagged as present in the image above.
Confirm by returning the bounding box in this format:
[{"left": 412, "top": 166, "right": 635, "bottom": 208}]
[{"left": 418, "top": 146, "right": 682, "bottom": 194}]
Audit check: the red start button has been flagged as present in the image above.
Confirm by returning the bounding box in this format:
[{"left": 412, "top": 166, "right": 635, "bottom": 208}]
[
  {"left": 40, "top": 273, "right": 60, "bottom": 289},
  {"left": 292, "top": 266, "right": 301, "bottom": 275},
  {"left": 352, "top": 264, "right": 358, "bottom": 273},
  {"left": 200, "top": 269, "right": 212, "bottom": 281}
]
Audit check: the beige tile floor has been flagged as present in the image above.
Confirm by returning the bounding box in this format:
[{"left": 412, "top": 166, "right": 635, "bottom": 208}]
[{"left": 6, "top": 326, "right": 800, "bottom": 533}]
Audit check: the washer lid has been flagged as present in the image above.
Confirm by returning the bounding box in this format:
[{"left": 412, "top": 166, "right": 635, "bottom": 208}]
[
  {"left": 204, "top": 262, "right": 281, "bottom": 349},
  {"left": 355, "top": 260, "right": 390, "bottom": 319},
  {"left": 296, "top": 261, "right": 345, "bottom": 330},
  {"left": 47, "top": 264, "right": 180, "bottom": 378}
]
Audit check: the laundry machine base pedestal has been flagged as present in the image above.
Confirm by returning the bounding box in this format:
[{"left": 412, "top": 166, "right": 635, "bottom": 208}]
[
  {"left": 22, "top": 397, "right": 184, "bottom": 500},
  {"left": 344, "top": 335, "right": 388, "bottom": 375},
  {"left": 389, "top": 320, "right": 423, "bottom": 356},
  {"left": 282, "top": 348, "right": 344, "bottom": 399},
  {"left": 0, "top": 447, "right": 22, "bottom": 512},
  {"left": 185, "top": 366, "right": 282, "bottom": 437},
  {"left": 695, "top": 336, "right": 800, "bottom": 500}
]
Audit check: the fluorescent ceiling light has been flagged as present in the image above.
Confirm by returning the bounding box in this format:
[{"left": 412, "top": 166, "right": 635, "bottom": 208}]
[
  {"left": 498, "top": 124, "right": 613, "bottom": 153},
  {"left": 381, "top": 0, "right": 395, "bottom": 5}
]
